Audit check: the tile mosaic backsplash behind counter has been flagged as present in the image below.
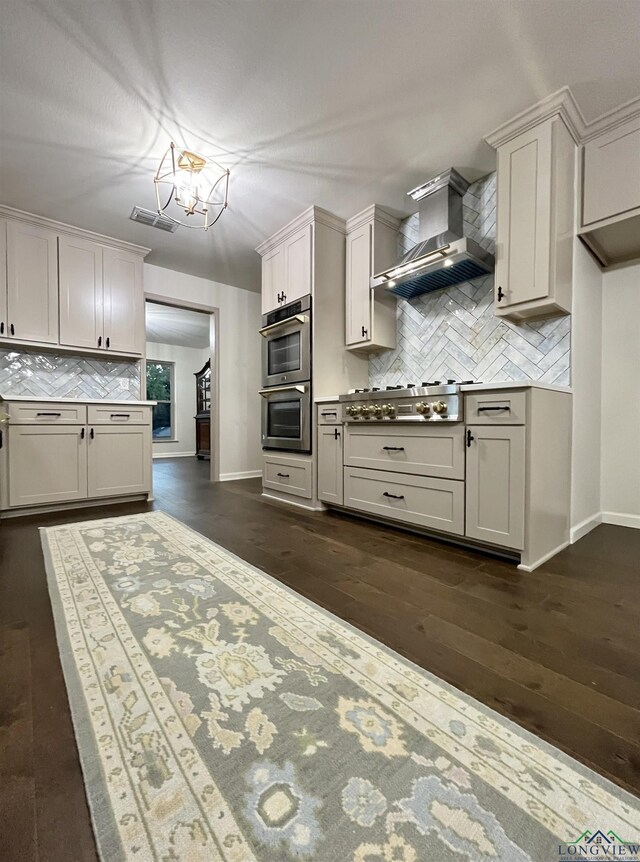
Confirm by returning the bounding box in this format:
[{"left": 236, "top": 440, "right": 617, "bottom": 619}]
[
  {"left": 0, "top": 349, "right": 142, "bottom": 400},
  {"left": 369, "top": 173, "right": 571, "bottom": 388}
]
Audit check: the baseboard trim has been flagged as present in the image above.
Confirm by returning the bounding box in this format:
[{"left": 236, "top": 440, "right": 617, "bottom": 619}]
[
  {"left": 570, "top": 513, "right": 603, "bottom": 543},
  {"left": 153, "top": 452, "right": 196, "bottom": 460},
  {"left": 261, "top": 491, "right": 324, "bottom": 512},
  {"left": 219, "top": 470, "right": 262, "bottom": 482},
  {"left": 517, "top": 540, "right": 570, "bottom": 573},
  {"left": 601, "top": 511, "right": 640, "bottom": 529}
]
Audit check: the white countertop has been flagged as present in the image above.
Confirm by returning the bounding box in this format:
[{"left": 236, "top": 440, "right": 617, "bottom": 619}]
[
  {"left": 460, "top": 381, "right": 571, "bottom": 394},
  {"left": 0, "top": 395, "right": 157, "bottom": 405}
]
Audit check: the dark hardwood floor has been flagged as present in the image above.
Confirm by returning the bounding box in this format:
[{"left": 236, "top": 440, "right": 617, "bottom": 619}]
[{"left": 1, "top": 456, "right": 639, "bottom": 860}]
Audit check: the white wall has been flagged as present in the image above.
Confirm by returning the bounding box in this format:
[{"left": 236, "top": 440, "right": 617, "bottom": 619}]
[
  {"left": 146, "top": 342, "right": 209, "bottom": 458},
  {"left": 570, "top": 240, "right": 604, "bottom": 539},
  {"left": 144, "top": 264, "right": 262, "bottom": 480},
  {"left": 600, "top": 263, "right": 640, "bottom": 528}
]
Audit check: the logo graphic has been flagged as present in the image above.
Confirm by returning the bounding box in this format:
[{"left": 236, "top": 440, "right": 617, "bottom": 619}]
[{"left": 558, "top": 829, "right": 640, "bottom": 860}]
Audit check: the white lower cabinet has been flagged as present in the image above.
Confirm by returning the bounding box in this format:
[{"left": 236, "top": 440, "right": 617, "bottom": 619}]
[
  {"left": 87, "top": 425, "right": 151, "bottom": 498},
  {"left": 344, "top": 467, "right": 464, "bottom": 535},
  {"left": 3, "top": 400, "right": 153, "bottom": 513},
  {"left": 263, "top": 454, "right": 313, "bottom": 499},
  {"left": 465, "top": 425, "right": 525, "bottom": 550},
  {"left": 8, "top": 425, "right": 87, "bottom": 507},
  {"left": 317, "top": 425, "right": 343, "bottom": 505}
]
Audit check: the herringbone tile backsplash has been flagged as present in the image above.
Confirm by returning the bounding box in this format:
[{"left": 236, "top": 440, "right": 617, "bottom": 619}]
[
  {"left": 0, "top": 349, "right": 142, "bottom": 400},
  {"left": 369, "top": 173, "right": 571, "bottom": 388}
]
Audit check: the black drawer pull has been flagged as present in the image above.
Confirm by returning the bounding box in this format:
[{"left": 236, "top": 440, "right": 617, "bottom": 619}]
[
  {"left": 110, "top": 413, "right": 131, "bottom": 418},
  {"left": 276, "top": 472, "right": 289, "bottom": 478},
  {"left": 466, "top": 428, "right": 474, "bottom": 447},
  {"left": 36, "top": 412, "right": 62, "bottom": 417},
  {"left": 90, "top": 428, "right": 94, "bottom": 439},
  {"left": 477, "top": 406, "right": 510, "bottom": 413},
  {"left": 106, "top": 337, "right": 110, "bottom": 349},
  {"left": 382, "top": 446, "right": 405, "bottom": 451},
  {"left": 80, "top": 427, "right": 85, "bottom": 439},
  {"left": 383, "top": 492, "right": 405, "bottom": 500},
  {"left": 497, "top": 286, "right": 505, "bottom": 302},
  {"left": 321, "top": 411, "right": 337, "bottom": 416},
  {"left": 0, "top": 322, "right": 4, "bottom": 334},
  {"left": 10, "top": 323, "right": 14, "bottom": 335},
  {"left": 98, "top": 336, "right": 102, "bottom": 347},
  {"left": 334, "top": 427, "right": 340, "bottom": 440}
]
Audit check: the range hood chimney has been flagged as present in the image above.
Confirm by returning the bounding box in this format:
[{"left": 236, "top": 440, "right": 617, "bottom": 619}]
[{"left": 371, "top": 168, "right": 494, "bottom": 299}]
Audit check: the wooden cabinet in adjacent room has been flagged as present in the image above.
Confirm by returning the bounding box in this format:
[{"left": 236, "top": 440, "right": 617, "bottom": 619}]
[{"left": 194, "top": 360, "right": 211, "bottom": 459}]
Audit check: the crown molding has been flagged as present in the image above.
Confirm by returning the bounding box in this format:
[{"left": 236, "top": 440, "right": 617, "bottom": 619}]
[
  {"left": 256, "top": 205, "right": 346, "bottom": 256},
  {"left": 580, "top": 94, "right": 640, "bottom": 142},
  {"left": 346, "top": 204, "right": 402, "bottom": 233},
  {"left": 0, "top": 205, "right": 151, "bottom": 257},
  {"left": 485, "top": 86, "right": 587, "bottom": 148}
]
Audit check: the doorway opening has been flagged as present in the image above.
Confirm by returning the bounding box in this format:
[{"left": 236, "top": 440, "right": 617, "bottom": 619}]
[{"left": 144, "top": 296, "right": 219, "bottom": 482}]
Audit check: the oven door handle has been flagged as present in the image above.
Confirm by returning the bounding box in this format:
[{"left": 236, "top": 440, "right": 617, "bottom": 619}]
[
  {"left": 258, "top": 315, "right": 309, "bottom": 337},
  {"left": 259, "top": 384, "right": 308, "bottom": 396}
]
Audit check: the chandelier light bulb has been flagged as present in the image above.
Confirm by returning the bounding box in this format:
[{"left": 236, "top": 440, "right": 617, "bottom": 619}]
[{"left": 154, "top": 142, "right": 230, "bottom": 230}]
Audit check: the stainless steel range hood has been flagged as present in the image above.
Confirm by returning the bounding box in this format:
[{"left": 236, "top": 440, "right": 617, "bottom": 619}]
[{"left": 371, "top": 168, "right": 494, "bottom": 299}]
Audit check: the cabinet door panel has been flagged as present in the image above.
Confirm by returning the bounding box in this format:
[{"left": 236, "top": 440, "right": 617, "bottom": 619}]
[
  {"left": 59, "top": 235, "right": 103, "bottom": 349},
  {"left": 8, "top": 425, "right": 87, "bottom": 507},
  {"left": 6, "top": 221, "right": 58, "bottom": 343},
  {"left": 495, "top": 121, "right": 552, "bottom": 307},
  {"left": 0, "top": 220, "right": 6, "bottom": 330},
  {"left": 261, "top": 245, "right": 285, "bottom": 314},
  {"left": 284, "top": 225, "right": 312, "bottom": 303},
  {"left": 103, "top": 248, "right": 143, "bottom": 355},
  {"left": 317, "top": 425, "right": 343, "bottom": 504},
  {"left": 346, "top": 223, "right": 372, "bottom": 345},
  {"left": 583, "top": 118, "right": 640, "bottom": 226},
  {"left": 465, "top": 425, "right": 525, "bottom": 550},
  {"left": 88, "top": 425, "right": 151, "bottom": 498}
]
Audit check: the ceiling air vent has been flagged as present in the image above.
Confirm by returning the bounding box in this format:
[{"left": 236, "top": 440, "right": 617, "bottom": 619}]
[{"left": 129, "top": 206, "right": 178, "bottom": 232}]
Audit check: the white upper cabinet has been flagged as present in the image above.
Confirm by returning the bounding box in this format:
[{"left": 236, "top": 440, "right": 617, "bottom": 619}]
[
  {"left": 283, "top": 224, "right": 312, "bottom": 305},
  {"left": 345, "top": 206, "right": 399, "bottom": 352},
  {"left": 0, "top": 208, "right": 149, "bottom": 356},
  {"left": 103, "top": 247, "right": 144, "bottom": 354},
  {"left": 261, "top": 245, "right": 285, "bottom": 314},
  {"left": 6, "top": 220, "right": 58, "bottom": 343},
  {"left": 257, "top": 207, "right": 346, "bottom": 316},
  {"left": 578, "top": 107, "right": 640, "bottom": 268},
  {"left": 491, "top": 116, "right": 575, "bottom": 321},
  {"left": 582, "top": 115, "right": 640, "bottom": 226},
  {"left": 59, "top": 235, "right": 104, "bottom": 349}
]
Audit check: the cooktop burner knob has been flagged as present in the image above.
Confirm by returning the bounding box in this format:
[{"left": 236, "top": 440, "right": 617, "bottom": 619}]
[
  {"left": 373, "top": 404, "right": 383, "bottom": 418},
  {"left": 431, "top": 400, "right": 448, "bottom": 415},
  {"left": 361, "top": 405, "right": 375, "bottom": 418},
  {"left": 382, "top": 403, "right": 396, "bottom": 417},
  {"left": 416, "top": 401, "right": 431, "bottom": 415}
]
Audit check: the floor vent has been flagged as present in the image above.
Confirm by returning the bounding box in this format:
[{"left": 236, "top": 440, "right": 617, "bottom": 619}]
[{"left": 129, "top": 206, "right": 178, "bottom": 232}]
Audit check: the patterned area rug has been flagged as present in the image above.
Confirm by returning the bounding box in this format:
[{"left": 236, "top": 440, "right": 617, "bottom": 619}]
[{"left": 41, "top": 512, "right": 640, "bottom": 862}]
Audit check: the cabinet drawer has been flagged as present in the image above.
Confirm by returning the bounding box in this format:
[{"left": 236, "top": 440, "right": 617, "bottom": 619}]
[
  {"left": 88, "top": 404, "right": 151, "bottom": 425},
  {"left": 344, "top": 467, "right": 464, "bottom": 535},
  {"left": 317, "top": 403, "right": 341, "bottom": 425},
  {"left": 345, "top": 424, "right": 465, "bottom": 479},
  {"left": 465, "top": 391, "right": 526, "bottom": 425},
  {"left": 263, "top": 455, "right": 312, "bottom": 499},
  {"left": 7, "top": 402, "right": 87, "bottom": 425}
]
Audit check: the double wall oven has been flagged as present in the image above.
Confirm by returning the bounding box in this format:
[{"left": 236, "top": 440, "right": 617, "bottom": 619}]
[{"left": 259, "top": 295, "right": 312, "bottom": 453}]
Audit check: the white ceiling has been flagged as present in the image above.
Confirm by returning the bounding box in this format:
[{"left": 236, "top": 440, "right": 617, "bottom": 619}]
[
  {"left": 145, "top": 302, "right": 210, "bottom": 349},
  {"left": 1, "top": 1, "right": 639, "bottom": 294}
]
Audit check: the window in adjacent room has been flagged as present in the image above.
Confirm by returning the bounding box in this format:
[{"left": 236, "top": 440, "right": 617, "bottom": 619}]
[{"left": 146, "top": 360, "right": 174, "bottom": 440}]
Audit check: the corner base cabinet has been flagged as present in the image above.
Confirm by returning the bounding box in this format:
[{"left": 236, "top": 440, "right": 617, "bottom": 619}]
[{"left": 0, "top": 399, "right": 154, "bottom": 516}]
